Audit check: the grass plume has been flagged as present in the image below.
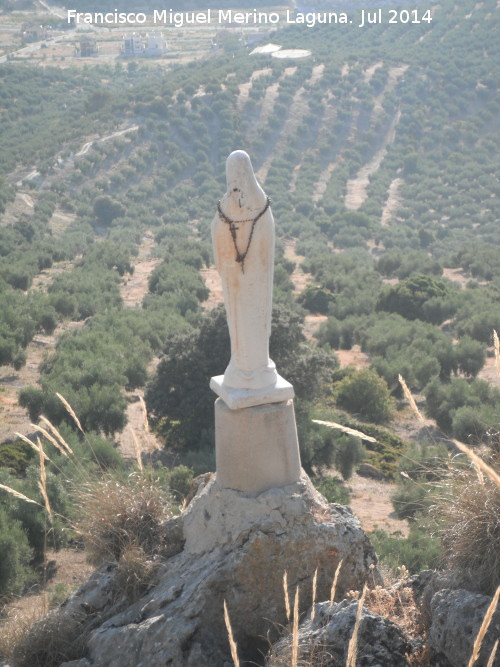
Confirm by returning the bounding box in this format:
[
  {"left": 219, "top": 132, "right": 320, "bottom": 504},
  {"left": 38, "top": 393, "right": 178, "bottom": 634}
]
[
  {"left": 311, "top": 569, "right": 318, "bottom": 622},
  {"left": 487, "top": 640, "right": 498, "bottom": 667},
  {"left": 398, "top": 374, "right": 425, "bottom": 422},
  {"left": 56, "top": 392, "right": 84, "bottom": 434},
  {"left": 37, "top": 438, "right": 52, "bottom": 521},
  {"left": 346, "top": 584, "right": 367, "bottom": 667},
  {"left": 292, "top": 586, "right": 299, "bottom": 667},
  {"left": 39, "top": 416, "right": 75, "bottom": 456},
  {"left": 14, "top": 432, "right": 49, "bottom": 461},
  {"left": 329, "top": 559, "right": 343, "bottom": 607},
  {"left": 468, "top": 586, "right": 500, "bottom": 667},
  {"left": 283, "top": 571, "right": 291, "bottom": 623},
  {"left": 452, "top": 439, "right": 500, "bottom": 488},
  {"left": 0, "top": 483, "right": 41, "bottom": 506},
  {"left": 223, "top": 600, "right": 240, "bottom": 667},
  {"left": 31, "top": 423, "right": 68, "bottom": 459}
]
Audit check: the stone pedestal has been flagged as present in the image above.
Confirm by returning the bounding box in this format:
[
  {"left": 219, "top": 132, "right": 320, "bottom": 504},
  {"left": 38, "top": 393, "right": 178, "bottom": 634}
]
[{"left": 214, "top": 397, "right": 301, "bottom": 496}]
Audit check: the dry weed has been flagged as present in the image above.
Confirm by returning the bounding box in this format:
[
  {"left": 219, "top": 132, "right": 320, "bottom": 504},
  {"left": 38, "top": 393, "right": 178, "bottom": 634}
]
[
  {"left": 345, "top": 583, "right": 367, "bottom": 667},
  {"left": 292, "top": 586, "right": 299, "bottom": 667},
  {"left": 75, "top": 475, "right": 173, "bottom": 565},
  {"left": 223, "top": 600, "right": 240, "bottom": 667},
  {"left": 9, "top": 607, "right": 90, "bottom": 667},
  {"left": 283, "top": 571, "right": 291, "bottom": 623},
  {"left": 366, "top": 584, "right": 425, "bottom": 640},
  {"left": 115, "top": 545, "right": 160, "bottom": 603},
  {"left": 432, "top": 464, "right": 500, "bottom": 595},
  {"left": 468, "top": 585, "right": 500, "bottom": 667}
]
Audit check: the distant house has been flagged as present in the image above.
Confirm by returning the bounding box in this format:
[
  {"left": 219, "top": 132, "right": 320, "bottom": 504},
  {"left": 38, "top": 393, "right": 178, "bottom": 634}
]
[
  {"left": 122, "top": 33, "right": 143, "bottom": 57},
  {"left": 144, "top": 33, "right": 167, "bottom": 56},
  {"left": 76, "top": 37, "right": 99, "bottom": 57},
  {"left": 21, "top": 24, "right": 48, "bottom": 42}
]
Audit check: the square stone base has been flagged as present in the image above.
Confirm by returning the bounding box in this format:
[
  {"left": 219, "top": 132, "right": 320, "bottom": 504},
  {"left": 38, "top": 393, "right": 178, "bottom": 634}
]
[
  {"left": 210, "top": 374, "right": 294, "bottom": 410},
  {"left": 215, "top": 397, "right": 302, "bottom": 496}
]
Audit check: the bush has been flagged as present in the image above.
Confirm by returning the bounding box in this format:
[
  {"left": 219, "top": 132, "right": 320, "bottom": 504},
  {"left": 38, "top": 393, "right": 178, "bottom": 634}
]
[
  {"left": 432, "top": 464, "right": 500, "bottom": 595},
  {"left": 76, "top": 475, "right": 173, "bottom": 565},
  {"left": 335, "top": 368, "right": 393, "bottom": 423},
  {"left": 371, "top": 525, "right": 441, "bottom": 575},
  {"left": 0, "top": 506, "right": 34, "bottom": 598},
  {"left": 313, "top": 476, "right": 350, "bottom": 505},
  {"left": 391, "top": 482, "right": 430, "bottom": 521}
]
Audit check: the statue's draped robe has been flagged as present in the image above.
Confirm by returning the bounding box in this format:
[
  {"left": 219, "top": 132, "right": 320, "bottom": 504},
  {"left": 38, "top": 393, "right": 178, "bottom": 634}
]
[{"left": 211, "top": 151, "right": 278, "bottom": 390}]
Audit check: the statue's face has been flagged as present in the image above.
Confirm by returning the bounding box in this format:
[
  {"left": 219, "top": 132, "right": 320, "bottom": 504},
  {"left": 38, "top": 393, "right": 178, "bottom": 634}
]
[{"left": 226, "top": 150, "right": 265, "bottom": 210}]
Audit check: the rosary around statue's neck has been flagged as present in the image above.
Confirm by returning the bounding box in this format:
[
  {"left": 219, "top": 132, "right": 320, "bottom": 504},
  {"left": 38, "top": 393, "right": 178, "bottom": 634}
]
[{"left": 217, "top": 195, "right": 271, "bottom": 273}]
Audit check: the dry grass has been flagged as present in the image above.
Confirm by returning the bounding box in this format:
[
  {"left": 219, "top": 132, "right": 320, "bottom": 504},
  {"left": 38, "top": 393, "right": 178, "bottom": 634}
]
[
  {"left": 223, "top": 600, "right": 240, "bottom": 667},
  {"left": 283, "top": 571, "right": 291, "bottom": 623},
  {"left": 398, "top": 374, "right": 425, "bottom": 423},
  {"left": 487, "top": 639, "right": 498, "bottom": 667},
  {"left": 75, "top": 474, "right": 173, "bottom": 565},
  {"left": 432, "top": 455, "right": 500, "bottom": 595},
  {"left": 345, "top": 584, "right": 367, "bottom": 667},
  {"left": 115, "top": 545, "right": 160, "bottom": 603},
  {"left": 310, "top": 569, "right": 318, "bottom": 622},
  {"left": 329, "top": 559, "right": 343, "bottom": 607},
  {"left": 292, "top": 586, "right": 299, "bottom": 667},
  {"left": 366, "top": 584, "right": 426, "bottom": 641},
  {"left": 9, "top": 606, "right": 90, "bottom": 667},
  {"left": 468, "top": 585, "right": 500, "bottom": 667},
  {"left": 0, "top": 482, "right": 41, "bottom": 507},
  {"left": 0, "top": 594, "right": 50, "bottom": 663}
]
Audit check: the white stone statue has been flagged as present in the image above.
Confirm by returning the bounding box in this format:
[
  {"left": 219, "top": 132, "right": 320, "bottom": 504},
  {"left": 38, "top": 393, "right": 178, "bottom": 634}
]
[{"left": 210, "top": 150, "right": 294, "bottom": 410}]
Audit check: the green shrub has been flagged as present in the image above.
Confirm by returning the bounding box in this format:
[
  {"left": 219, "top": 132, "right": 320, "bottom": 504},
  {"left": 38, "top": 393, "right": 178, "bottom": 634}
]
[
  {"left": 0, "top": 441, "right": 36, "bottom": 476},
  {"left": 371, "top": 525, "right": 441, "bottom": 575},
  {"left": 391, "top": 482, "right": 430, "bottom": 521},
  {"left": 0, "top": 506, "right": 34, "bottom": 598},
  {"left": 335, "top": 368, "right": 393, "bottom": 423},
  {"left": 313, "top": 476, "right": 350, "bottom": 505},
  {"left": 166, "top": 465, "right": 194, "bottom": 502}
]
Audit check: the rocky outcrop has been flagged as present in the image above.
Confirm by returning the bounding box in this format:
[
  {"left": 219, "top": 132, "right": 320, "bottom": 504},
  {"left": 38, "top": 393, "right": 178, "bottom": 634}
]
[
  {"left": 49, "top": 474, "right": 379, "bottom": 666},
  {"left": 268, "top": 599, "right": 414, "bottom": 666},
  {"left": 428, "top": 589, "right": 500, "bottom": 667}
]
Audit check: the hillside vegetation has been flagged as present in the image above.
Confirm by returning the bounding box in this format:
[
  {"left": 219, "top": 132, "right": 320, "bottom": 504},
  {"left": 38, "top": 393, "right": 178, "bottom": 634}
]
[{"left": 0, "top": 0, "right": 499, "bottom": 619}]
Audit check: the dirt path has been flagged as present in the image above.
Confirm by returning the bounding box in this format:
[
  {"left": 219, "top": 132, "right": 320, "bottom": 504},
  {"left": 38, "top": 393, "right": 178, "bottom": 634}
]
[
  {"left": 373, "top": 65, "right": 408, "bottom": 118},
  {"left": 0, "top": 321, "right": 82, "bottom": 443},
  {"left": 294, "top": 89, "right": 337, "bottom": 198},
  {"left": 380, "top": 177, "right": 404, "bottom": 226},
  {"left": 120, "top": 231, "right": 160, "bottom": 307},
  {"left": 312, "top": 159, "right": 339, "bottom": 203},
  {"left": 345, "top": 110, "right": 402, "bottom": 210},
  {"left": 335, "top": 345, "right": 370, "bottom": 369},
  {"left": 478, "top": 356, "right": 500, "bottom": 388},
  {"left": 200, "top": 265, "right": 223, "bottom": 310},
  {"left": 364, "top": 61, "right": 383, "bottom": 83},
  {"left": 236, "top": 67, "right": 272, "bottom": 111},
  {"left": 348, "top": 473, "right": 409, "bottom": 536},
  {"left": 284, "top": 239, "right": 312, "bottom": 294},
  {"left": 256, "top": 65, "right": 323, "bottom": 184},
  {"left": 117, "top": 232, "right": 163, "bottom": 459}
]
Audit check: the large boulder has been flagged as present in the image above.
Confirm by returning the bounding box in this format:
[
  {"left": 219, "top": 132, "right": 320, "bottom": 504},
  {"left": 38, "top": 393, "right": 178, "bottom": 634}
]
[
  {"left": 45, "top": 474, "right": 378, "bottom": 666},
  {"left": 428, "top": 588, "right": 500, "bottom": 667},
  {"left": 268, "top": 599, "right": 413, "bottom": 666}
]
